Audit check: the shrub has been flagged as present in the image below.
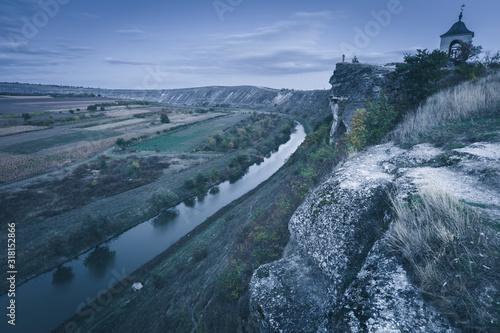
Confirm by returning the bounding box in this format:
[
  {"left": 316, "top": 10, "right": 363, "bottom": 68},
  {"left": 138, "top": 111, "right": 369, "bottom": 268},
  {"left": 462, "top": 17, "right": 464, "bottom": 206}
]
[
  {"left": 192, "top": 247, "right": 209, "bottom": 262},
  {"left": 208, "top": 168, "right": 219, "bottom": 180},
  {"left": 82, "top": 213, "right": 111, "bottom": 239},
  {"left": 150, "top": 188, "right": 179, "bottom": 212},
  {"left": 160, "top": 114, "right": 170, "bottom": 123},
  {"left": 184, "top": 178, "right": 196, "bottom": 189},
  {"left": 345, "top": 108, "right": 367, "bottom": 151},
  {"left": 394, "top": 49, "right": 449, "bottom": 108},
  {"left": 22, "top": 113, "right": 31, "bottom": 121},
  {"left": 364, "top": 94, "right": 398, "bottom": 145},
  {"left": 87, "top": 105, "right": 97, "bottom": 111},
  {"left": 115, "top": 138, "right": 126, "bottom": 148},
  {"left": 196, "top": 172, "right": 208, "bottom": 184}
]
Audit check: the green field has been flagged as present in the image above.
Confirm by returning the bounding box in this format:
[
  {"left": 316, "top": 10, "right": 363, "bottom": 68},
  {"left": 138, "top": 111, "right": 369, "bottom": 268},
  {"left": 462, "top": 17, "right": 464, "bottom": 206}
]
[
  {"left": 133, "top": 114, "right": 249, "bottom": 153},
  {"left": 0, "top": 130, "right": 121, "bottom": 154}
]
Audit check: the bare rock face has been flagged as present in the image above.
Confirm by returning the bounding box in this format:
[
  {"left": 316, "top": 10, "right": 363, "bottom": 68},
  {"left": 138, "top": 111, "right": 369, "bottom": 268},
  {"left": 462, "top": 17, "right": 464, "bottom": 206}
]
[
  {"left": 249, "top": 143, "right": 469, "bottom": 332},
  {"left": 249, "top": 145, "right": 400, "bottom": 332},
  {"left": 328, "top": 63, "right": 397, "bottom": 141},
  {"left": 331, "top": 234, "right": 459, "bottom": 333}
]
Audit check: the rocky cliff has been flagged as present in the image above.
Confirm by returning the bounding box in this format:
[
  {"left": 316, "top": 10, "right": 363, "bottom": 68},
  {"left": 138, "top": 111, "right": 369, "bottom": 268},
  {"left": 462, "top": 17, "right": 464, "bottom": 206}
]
[
  {"left": 328, "top": 63, "right": 397, "bottom": 141},
  {"left": 249, "top": 69, "right": 500, "bottom": 332},
  {"left": 250, "top": 139, "right": 500, "bottom": 332}
]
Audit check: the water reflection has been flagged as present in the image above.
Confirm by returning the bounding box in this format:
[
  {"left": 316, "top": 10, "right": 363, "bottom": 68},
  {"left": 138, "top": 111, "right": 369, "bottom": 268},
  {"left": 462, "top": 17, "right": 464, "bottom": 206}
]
[
  {"left": 151, "top": 209, "right": 179, "bottom": 227},
  {"left": 52, "top": 266, "right": 74, "bottom": 286},
  {"left": 83, "top": 246, "right": 116, "bottom": 278},
  {"left": 209, "top": 186, "right": 220, "bottom": 195},
  {"left": 229, "top": 170, "right": 246, "bottom": 183},
  {"left": 184, "top": 197, "right": 196, "bottom": 207},
  {"left": 197, "top": 192, "right": 206, "bottom": 201}
]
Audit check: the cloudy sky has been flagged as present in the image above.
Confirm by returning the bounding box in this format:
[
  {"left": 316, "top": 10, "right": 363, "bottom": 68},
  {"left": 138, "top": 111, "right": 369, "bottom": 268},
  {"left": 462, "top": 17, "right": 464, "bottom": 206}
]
[{"left": 1, "top": 0, "right": 499, "bottom": 90}]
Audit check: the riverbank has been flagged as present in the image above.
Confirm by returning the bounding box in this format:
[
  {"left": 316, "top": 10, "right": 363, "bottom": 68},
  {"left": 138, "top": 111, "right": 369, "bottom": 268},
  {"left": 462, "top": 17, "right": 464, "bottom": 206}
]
[
  {"left": 55, "top": 117, "right": 338, "bottom": 332},
  {"left": 0, "top": 114, "right": 295, "bottom": 294}
]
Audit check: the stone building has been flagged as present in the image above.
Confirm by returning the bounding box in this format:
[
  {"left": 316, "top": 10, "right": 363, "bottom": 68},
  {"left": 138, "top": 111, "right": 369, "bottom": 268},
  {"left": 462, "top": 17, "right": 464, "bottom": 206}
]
[{"left": 440, "top": 11, "right": 474, "bottom": 58}]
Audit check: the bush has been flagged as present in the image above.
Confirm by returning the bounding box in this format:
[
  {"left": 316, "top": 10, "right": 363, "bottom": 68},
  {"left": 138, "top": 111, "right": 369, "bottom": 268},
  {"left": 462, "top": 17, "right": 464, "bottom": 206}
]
[
  {"left": 82, "top": 213, "right": 112, "bottom": 239},
  {"left": 87, "top": 105, "right": 97, "bottom": 111},
  {"left": 22, "top": 113, "right": 31, "bottom": 121},
  {"left": 115, "top": 138, "right": 126, "bottom": 148},
  {"left": 196, "top": 172, "right": 208, "bottom": 184},
  {"left": 150, "top": 188, "right": 179, "bottom": 212},
  {"left": 394, "top": 49, "right": 449, "bottom": 108},
  {"left": 345, "top": 108, "right": 367, "bottom": 151},
  {"left": 184, "top": 178, "right": 196, "bottom": 189},
  {"left": 160, "top": 114, "right": 170, "bottom": 123},
  {"left": 364, "top": 94, "right": 398, "bottom": 145},
  {"left": 192, "top": 247, "right": 209, "bottom": 262}
]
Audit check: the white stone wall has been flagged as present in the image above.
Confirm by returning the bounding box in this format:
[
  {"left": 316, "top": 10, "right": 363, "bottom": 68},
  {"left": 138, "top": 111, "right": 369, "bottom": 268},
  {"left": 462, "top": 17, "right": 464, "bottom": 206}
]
[{"left": 440, "top": 34, "right": 473, "bottom": 52}]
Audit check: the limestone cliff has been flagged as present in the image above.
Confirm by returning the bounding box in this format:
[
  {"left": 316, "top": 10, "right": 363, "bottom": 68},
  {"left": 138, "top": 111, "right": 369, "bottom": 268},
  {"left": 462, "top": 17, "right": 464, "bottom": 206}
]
[
  {"left": 328, "top": 63, "right": 397, "bottom": 142},
  {"left": 250, "top": 137, "right": 500, "bottom": 332}
]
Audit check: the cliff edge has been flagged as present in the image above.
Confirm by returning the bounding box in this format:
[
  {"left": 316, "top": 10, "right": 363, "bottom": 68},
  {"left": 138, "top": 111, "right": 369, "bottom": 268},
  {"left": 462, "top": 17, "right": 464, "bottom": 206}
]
[{"left": 249, "top": 71, "right": 500, "bottom": 332}]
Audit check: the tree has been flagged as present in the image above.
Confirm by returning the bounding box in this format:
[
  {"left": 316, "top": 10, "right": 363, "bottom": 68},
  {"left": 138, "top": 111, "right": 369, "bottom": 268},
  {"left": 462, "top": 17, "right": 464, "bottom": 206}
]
[
  {"left": 454, "top": 41, "right": 482, "bottom": 64},
  {"left": 87, "top": 105, "right": 97, "bottom": 111},
  {"left": 100, "top": 106, "right": 105, "bottom": 111},
  {"left": 115, "top": 138, "right": 126, "bottom": 148},
  {"left": 394, "top": 49, "right": 449, "bottom": 108},
  {"left": 160, "top": 114, "right": 170, "bottom": 123},
  {"left": 22, "top": 113, "right": 31, "bottom": 122},
  {"left": 364, "top": 94, "right": 398, "bottom": 145}
]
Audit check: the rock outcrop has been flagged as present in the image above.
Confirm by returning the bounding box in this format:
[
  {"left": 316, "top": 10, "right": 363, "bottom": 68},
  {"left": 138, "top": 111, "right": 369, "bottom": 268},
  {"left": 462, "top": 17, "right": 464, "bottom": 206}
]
[
  {"left": 249, "top": 140, "right": 500, "bottom": 332},
  {"left": 328, "top": 63, "right": 397, "bottom": 142}
]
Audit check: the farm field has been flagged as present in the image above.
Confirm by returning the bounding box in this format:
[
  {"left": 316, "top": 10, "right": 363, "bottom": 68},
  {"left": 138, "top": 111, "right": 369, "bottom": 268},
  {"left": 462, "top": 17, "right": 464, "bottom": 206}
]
[
  {"left": 0, "top": 95, "right": 295, "bottom": 300},
  {"left": 133, "top": 113, "right": 249, "bottom": 153},
  {"left": 0, "top": 95, "right": 117, "bottom": 114},
  {"left": 0, "top": 130, "right": 120, "bottom": 154}
]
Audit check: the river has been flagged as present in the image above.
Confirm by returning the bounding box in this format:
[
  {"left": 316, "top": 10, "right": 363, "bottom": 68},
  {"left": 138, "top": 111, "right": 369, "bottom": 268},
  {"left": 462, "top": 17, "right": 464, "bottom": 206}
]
[{"left": 1, "top": 123, "right": 306, "bottom": 333}]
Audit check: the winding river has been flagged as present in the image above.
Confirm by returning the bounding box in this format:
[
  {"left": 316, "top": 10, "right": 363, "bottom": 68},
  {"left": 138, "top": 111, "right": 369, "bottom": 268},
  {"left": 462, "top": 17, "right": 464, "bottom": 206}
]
[{"left": 1, "top": 123, "right": 306, "bottom": 333}]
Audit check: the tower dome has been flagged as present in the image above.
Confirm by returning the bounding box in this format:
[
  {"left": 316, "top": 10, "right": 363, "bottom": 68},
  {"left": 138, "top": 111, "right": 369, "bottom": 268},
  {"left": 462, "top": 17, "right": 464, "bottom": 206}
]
[{"left": 440, "top": 11, "right": 474, "bottom": 58}]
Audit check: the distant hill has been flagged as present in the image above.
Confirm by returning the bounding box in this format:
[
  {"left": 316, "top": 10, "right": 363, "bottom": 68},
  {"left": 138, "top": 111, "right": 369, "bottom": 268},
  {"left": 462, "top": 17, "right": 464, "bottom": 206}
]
[{"left": 0, "top": 82, "right": 332, "bottom": 129}]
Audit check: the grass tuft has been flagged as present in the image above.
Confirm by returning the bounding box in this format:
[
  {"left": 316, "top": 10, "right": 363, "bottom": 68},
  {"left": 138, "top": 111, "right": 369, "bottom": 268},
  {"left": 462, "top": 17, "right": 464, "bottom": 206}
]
[{"left": 389, "top": 189, "right": 500, "bottom": 331}]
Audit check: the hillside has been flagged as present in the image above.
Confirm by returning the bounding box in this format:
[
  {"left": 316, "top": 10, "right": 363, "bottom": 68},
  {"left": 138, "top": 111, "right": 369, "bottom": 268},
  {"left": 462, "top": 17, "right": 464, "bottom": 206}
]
[
  {"left": 250, "top": 71, "right": 500, "bottom": 332},
  {"left": 0, "top": 83, "right": 331, "bottom": 130}
]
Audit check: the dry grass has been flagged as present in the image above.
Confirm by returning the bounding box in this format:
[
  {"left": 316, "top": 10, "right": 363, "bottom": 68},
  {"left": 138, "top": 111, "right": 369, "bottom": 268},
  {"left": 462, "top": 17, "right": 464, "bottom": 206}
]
[
  {"left": 392, "top": 71, "right": 500, "bottom": 147},
  {"left": 0, "top": 125, "right": 48, "bottom": 136},
  {"left": 0, "top": 133, "right": 138, "bottom": 182},
  {"left": 389, "top": 189, "right": 500, "bottom": 331}
]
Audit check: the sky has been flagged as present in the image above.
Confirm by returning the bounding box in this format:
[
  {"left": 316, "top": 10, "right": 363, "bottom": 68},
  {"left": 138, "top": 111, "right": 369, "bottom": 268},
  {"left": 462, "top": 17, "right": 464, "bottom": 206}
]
[{"left": 1, "top": 0, "right": 499, "bottom": 90}]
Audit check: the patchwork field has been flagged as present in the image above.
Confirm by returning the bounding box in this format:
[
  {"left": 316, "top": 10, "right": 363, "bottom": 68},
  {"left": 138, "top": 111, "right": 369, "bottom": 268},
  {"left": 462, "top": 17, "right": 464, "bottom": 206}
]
[
  {"left": 0, "top": 130, "right": 120, "bottom": 154},
  {"left": 133, "top": 113, "right": 249, "bottom": 153}
]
